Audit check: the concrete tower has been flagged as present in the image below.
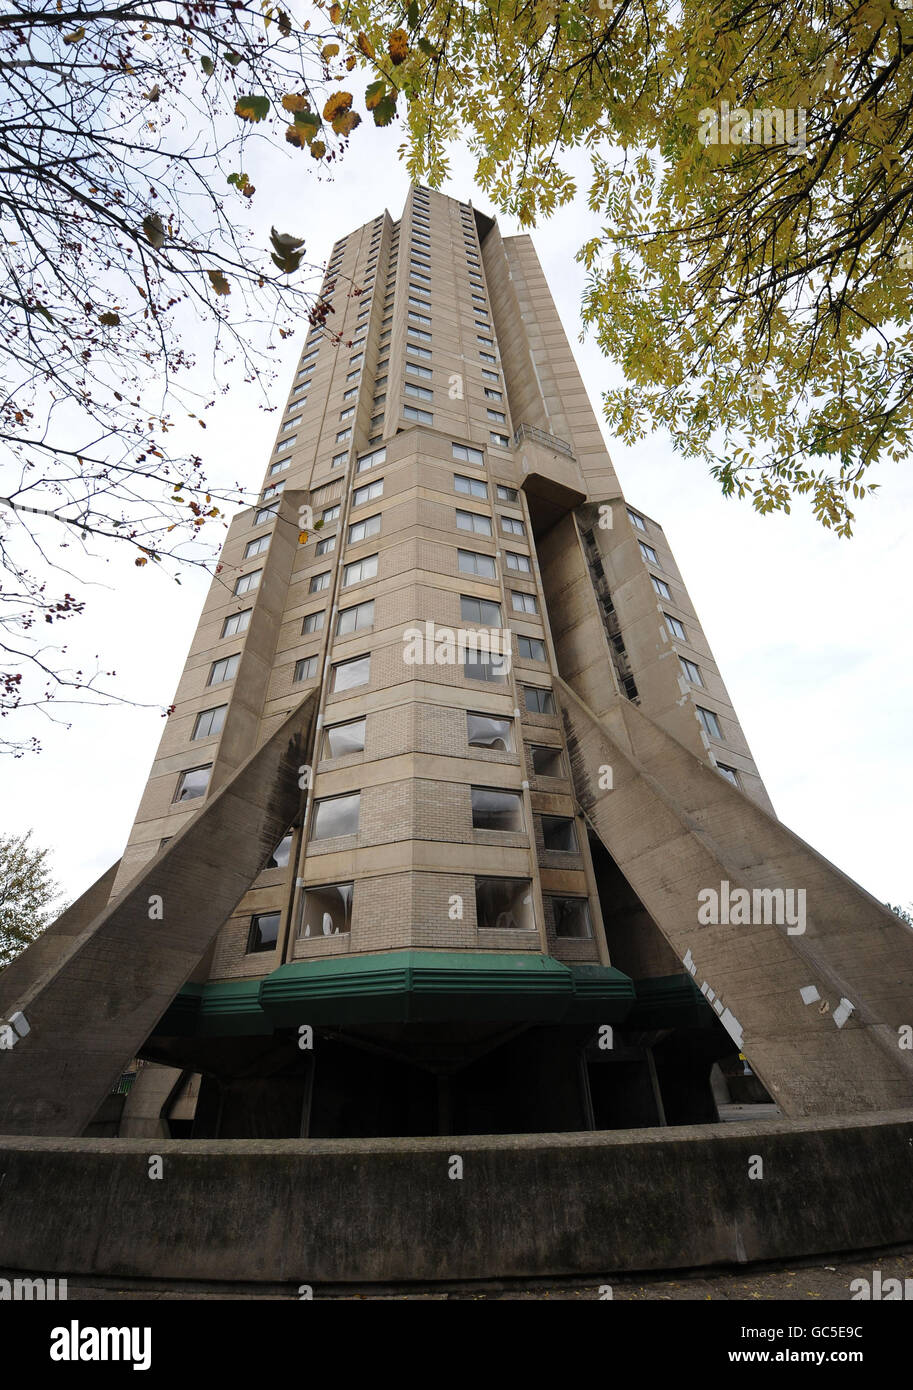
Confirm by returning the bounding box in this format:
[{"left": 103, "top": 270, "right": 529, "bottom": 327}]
[{"left": 3, "top": 187, "right": 912, "bottom": 1140}]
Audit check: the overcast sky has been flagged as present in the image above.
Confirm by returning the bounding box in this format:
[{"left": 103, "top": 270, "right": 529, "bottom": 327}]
[{"left": 2, "top": 120, "right": 910, "bottom": 915}]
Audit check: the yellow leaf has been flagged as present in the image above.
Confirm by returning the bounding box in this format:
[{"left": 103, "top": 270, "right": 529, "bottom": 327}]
[
  {"left": 207, "top": 269, "right": 231, "bottom": 295},
  {"left": 323, "top": 91, "right": 353, "bottom": 122},
  {"left": 281, "top": 93, "right": 310, "bottom": 112},
  {"left": 356, "top": 32, "right": 375, "bottom": 59},
  {"left": 322, "top": 43, "right": 340, "bottom": 60},
  {"left": 333, "top": 109, "right": 361, "bottom": 136},
  {"left": 388, "top": 27, "right": 408, "bottom": 64}
]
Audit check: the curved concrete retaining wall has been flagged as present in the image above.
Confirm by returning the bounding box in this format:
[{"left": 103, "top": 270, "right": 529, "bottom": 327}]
[{"left": 1, "top": 1112, "right": 912, "bottom": 1283}]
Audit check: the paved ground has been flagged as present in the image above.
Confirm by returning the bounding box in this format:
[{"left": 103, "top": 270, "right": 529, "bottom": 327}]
[{"left": 21, "top": 1245, "right": 913, "bottom": 1299}]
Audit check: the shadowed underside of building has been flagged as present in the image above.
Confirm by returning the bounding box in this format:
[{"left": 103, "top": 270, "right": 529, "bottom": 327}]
[{"left": 1, "top": 185, "right": 912, "bottom": 1148}]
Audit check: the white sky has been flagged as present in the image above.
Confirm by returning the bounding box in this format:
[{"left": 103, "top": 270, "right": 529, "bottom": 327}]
[{"left": 2, "top": 124, "right": 910, "bottom": 915}]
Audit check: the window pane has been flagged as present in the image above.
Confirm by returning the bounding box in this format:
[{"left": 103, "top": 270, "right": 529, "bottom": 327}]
[
  {"left": 312, "top": 792, "right": 361, "bottom": 839},
  {"left": 475, "top": 877, "right": 534, "bottom": 930},
  {"left": 467, "top": 713, "right": 512, "bottom": 751},
  {"left": 324, "top": 719, "right": 366, "bottom": 758},
  {"left": 551, "top": 897, "right": 592, "bottom": 939},
  {"left": 298, "top": 882, "right": 353, "bottom": 938},
  {"left": 266, "top": 833, "right": 293, "bottom": 869},
  {"left": 247, "top": 911, "right": 280, "bottom": 953},
  {"left": 541, "top": 816, "right": 578, "bottom": 852},
  {"left": 192, "top": 706, "right": 227, "bottom": 740},
  {"left": 175, "top": 765, "right": 212, "bottom": 801},
  {"left": 471, "top": 786, "right": 523, "bottom": 831},
  {"left": 531, "top": 744, "right": 563, "bottom": 777},
  {"left": 332, "top": 654, "right": 370, "bottom": 691}
]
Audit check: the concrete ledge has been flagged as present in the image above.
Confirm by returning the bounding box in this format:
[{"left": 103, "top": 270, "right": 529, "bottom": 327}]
[{"left": 1, "top": 1111, "right": 912, "bottom": 1283}]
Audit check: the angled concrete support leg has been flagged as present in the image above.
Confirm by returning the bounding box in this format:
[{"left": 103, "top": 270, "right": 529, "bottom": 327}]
[
  {"left": 0, "top": 693, "right": 317, "bottom": 1137},
  {"left": 557, "top": 677, "right": 913, "bottom": 1117}
]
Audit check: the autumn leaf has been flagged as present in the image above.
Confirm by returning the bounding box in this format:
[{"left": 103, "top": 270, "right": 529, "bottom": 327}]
[
  {"left": 235, "top": 94, "right": 270, "bottom": 123},
  {"left": 63, "top": 27, "right": 85, "bottom": 44},
  {"left": 365, "top": 79, "right": 386, "bottom": 110},
  {"left": 309, "top": 140, "right": 327, "bottom": 159},
  {"left": 355, "top": 32, "right": 375, "bottom": 59},
  {"left": 346, "top": 55, "right": 356, "bottom": 70},
  {"left": 99, "top": 311, "right": 121, "bottom": 327},
  {"left": 329, "top": 2, "right": 342, "bottom": 20},
  {"left": 372, "top": 95, "right": 398, "bottom": 126},
  {"left": 285, "top": 124, "right": 310, "bottom": 148},
  {"left": 323, "top": 91, "right": 353, "bottom": 123},
  {"left": 207, "top": 270, "right": 231, "bottom": 295},
  {"left": 281, "top": 92, "right": 310, "bottom": 112},
  {"left": 134, "top": 556, "right": 148, "bottom": 567},
  {"left": 322, "top": 43, "right": 340, "bottom": 60},
  {"left": 388, "top": 28, "right": 409, "bottom": 64},
  {"left": 142, "top": 214, "right": 165, "bottom": 249},
  {"left": 333, "top": 109, "right": 361, "bottom": 136}
]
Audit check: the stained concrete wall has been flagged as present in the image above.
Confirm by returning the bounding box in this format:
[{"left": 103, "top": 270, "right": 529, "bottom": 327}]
[
  {"left": 0, "top": 1112, "right": 911, "bottom": 1283},
  {"left": 0, "top": 692, "right": 317, "bottom": 1138}
]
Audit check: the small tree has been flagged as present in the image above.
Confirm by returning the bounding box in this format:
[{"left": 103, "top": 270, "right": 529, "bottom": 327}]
[{"left": 0, "top": 830, "right": 60, "bottom": 967}]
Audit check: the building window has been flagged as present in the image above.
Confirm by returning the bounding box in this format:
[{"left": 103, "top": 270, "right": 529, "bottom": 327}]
[
  {"left": 244, "top": 536, "right": 270, "bottom": 559},
  {"left": 501, "top": 515, "right": 525, "bottom": 536},
  {"left": 311, "top": 792, "right": 361, "bottom": 839},
  {"left": 269, "top": 459, "right": 290, "bottom": 477},
  {"left": 455, "top": 473, "right": 487, "bottom": 499},
  {"left": 651, "top": 575, "right": 671, "bottom": 599},
  {"left": 530, "top": 744, "right": 563, "bottom": 777},
  {"left": 475, "top": 877, "right": 534, "bottom": 931},
  {"left": 353, "top": 478, "right": 383, "bottom": 506},
  {"left": 697, "top": 706, "right": 723, "bottom": 740},
  {"left": 282, "top": 415, "right": 302, "bottom": 432},
  {"left": 480, "top": 351, "right": 496, "bottom": 364},
  {"left": 297, "top": 882, "right": 353, "bottom": 938},
  {"left": 191, "top": 705, "right": 227, "bottom": 740},
  {"left": 404, "top": 382, "right": 433, "bottom": 402},
  {"left": 511, "top": 590, "right": 538, "bottom": 614},
  {"left": 639, "top": 541, "right": 659, "bottom": 564},
  {"left": 471, "top": 786, "right": 524, "bottom": 832},
  {"left": 403, "top": 405, "right": 433, "bottom": 424},
  {"left": 680, "top": 657, "right": 703, "bottom": 685},
  {"left": 315, "top": 535, "right": 336, "bottom": 556},
  {"left": 332, "top": 653, "right": 371, "bottom": 692},
  {"left": 496, "top": 484, "right": 518, "bottom": 502},
  {"left": 294, "top": 655, "right": 319, "bottom": 682},
  {"left": 323, "top": 718, "right": 366, "bottom": 758},
  {"left": 348, "top": 513, "right": 381, "bottom": 544},
  {"left": 332, "top": 451, "right": 349, "bottom": 468},
  {"left": 407, "top": 343, "right": 432, "bottom": 360},
  {"left": 458, "top": 549, "right": 497, "bottom": 578},
  {"left": 716, "top": 762, "right": 740, "bottom": 787},
  {"left": 465, "top": 651, "right": 508, "bottom": 682},
  {"left": 343, "top": 554, "right": 378, "bottom": 585},
  {"left": 628, "top": 510, "right": 647, "bottom": 532},
  {"left": 302, "top": 610, "right": 325, "bottom": 634},
  {"left": 456, "top": 508, "right": 492, "bottom": 537},
  {"left": 309, "top": 572, "right": 330, "bottom": 593},
  {"left": 339, "top": 407, "right": 355, "bottom": 422},
  {"left": 337, "top": 599, "right": 375, "bottom": 634},
  {"left": 262, "top": 481, "right": 285, "bottom": 499},
  {"left": 408, "top": 327, "right": 432, "bottom": 343},
  {"left": 277, "top": 435, "right": 297, "bottom": 449},
  {"left": 541, "top": 816, "right": 578, "bottom": 853},
  {"left": 490, "top": 432, "right": 510, "bottom": 447},
  {"left": 266, "top": 833, "right": 294, "bottom": 869},
  {"left": 208, "top": 653, "right": 240, "bottom": 685},
  {"left": 482, "top": 368, "right": 499, "bottom": 382},
  {"left": 486, "top": 408, "right": 505, "bottom": 423},
  {"left": 356, "top": 445, "right": 387, "bottom": 472},
  {"left": 461, "top": 595, "right": 501, "bottom": 625},
  {"left": 452, "top": 442, "right": 485, "bottom": 466},
  {"left": 174, "top": 765, "right": 212, "bottom": 802},
  {"left": 343, "top": 386, "right": 358, "bottom": 401},
  {"left": 524, "top": 685, "right": 555, "bottom": 715},
  {"left": 221, "top": 610, "right": 251, "bottom": 638},
  {"left": 322, "top": 504, "right": 341, "bottom": 524},
  {"left": 405, "top": 361, "right": 433, "bottom": 380},
  {"left": 255, "top": 505, "right": 278, "bottom": 526},
  {"left": 467, "top": 712, "right": 512, "bottom": 752},
  {"left": 665, "top": 613, "right": 686, "bottom": 640},
  {"left": 517, "top": 635, "right": 546, "bottom": 662},
  {"left": 505, "top": 552, "right": 531, "bottom": 573},
  {"left": 234, "top": 570, "right": 262, "bottom": 595},
  {"left": 336, "top": 428, "right": 352, "bottom": 443},
  {"left": 246, "top": 911, "right": 281, "bottom": 954},
  {"left": 550, "top": 897, "right": 592, "bottom": 939}
]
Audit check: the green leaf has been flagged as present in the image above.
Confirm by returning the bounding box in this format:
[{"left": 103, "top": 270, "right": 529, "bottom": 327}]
[
  {"left": 372, "top": 95, "right": 398, "bottom": 126},
  {"left": 407, "top": 0, "right": 420, "bottom": 28},
  {"left": 365, "top": 79, "right": 386, "bottom": 111},
  {"left": 235, "top": 95, "right": 271, "bottom": 123},
  {"left": 201, "top": 55, "right": 214, "bottom": 75}
]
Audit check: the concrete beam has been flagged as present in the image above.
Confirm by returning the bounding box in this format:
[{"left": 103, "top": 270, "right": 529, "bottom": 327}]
[
  {"left": 557, "top": 677, "right": 913, "bottom": 1117},
  {"left": 0, "top": 692, "right": 317, "bottom": 1137}
]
